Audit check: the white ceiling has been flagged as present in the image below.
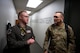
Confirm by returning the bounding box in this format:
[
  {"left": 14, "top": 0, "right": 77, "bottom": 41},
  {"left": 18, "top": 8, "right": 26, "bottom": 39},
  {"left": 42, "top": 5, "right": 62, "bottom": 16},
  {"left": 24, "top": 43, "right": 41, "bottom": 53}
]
[{"left": 13, "top": 0, "right": 55, "bottom": 15}]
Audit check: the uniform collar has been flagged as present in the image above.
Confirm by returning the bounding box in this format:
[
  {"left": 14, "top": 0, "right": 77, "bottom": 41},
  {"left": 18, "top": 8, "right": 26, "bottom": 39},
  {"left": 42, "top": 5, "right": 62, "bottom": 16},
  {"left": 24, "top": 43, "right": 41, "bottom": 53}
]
[{"left": 17, "top": 23, "right": 27, "bottom": 29}]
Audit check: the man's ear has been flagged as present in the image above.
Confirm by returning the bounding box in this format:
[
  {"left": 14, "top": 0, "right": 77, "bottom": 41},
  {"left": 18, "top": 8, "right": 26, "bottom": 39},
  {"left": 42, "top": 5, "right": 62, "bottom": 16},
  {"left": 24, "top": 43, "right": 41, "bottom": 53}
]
[
  {"left": 19, "top": 16, "right": 22, "bottom": 20},
  {"left": 61, "top": 18, "right": 63, "bottom": 22}
]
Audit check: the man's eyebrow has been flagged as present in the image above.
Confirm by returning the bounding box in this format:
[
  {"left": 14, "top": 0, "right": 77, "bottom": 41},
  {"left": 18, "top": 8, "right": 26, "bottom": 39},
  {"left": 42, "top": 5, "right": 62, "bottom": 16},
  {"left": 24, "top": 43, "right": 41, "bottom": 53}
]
[{"left": 24, "top": 16, "right": 29, "bottom": 17}]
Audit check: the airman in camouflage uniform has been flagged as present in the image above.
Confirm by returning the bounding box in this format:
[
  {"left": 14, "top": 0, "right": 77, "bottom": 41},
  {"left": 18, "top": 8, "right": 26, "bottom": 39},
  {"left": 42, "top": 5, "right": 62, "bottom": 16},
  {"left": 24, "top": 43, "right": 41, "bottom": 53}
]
[{"left": 43, "top": 11, "right": 76, "bottom": 53}]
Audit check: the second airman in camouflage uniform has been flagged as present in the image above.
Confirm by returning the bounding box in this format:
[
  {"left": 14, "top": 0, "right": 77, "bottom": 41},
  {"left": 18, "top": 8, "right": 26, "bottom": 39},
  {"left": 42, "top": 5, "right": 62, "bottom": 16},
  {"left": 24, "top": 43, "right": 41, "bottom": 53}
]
[{"left": 43, "top": 11, "right": 76, "bottom": 53}]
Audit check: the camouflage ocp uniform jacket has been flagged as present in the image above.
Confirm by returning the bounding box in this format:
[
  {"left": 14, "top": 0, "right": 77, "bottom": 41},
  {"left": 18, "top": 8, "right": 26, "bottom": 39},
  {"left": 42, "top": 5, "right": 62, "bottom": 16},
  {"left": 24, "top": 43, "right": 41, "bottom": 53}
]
[{"left": 43, "top": 23, "right": 76, "bottom": 53}]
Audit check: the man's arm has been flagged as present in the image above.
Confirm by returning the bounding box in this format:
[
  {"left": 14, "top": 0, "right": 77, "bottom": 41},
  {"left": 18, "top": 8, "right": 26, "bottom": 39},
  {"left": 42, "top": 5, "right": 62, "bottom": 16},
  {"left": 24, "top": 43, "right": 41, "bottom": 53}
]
[
  {"left": 31, "top": 27, "right": 35, "bottom": 39},
  {"left": 68, "top": 26, "right": 76, "bottom": 53},
  {"left": 43, "top": 27, "right": 51, "bottom": 53}
]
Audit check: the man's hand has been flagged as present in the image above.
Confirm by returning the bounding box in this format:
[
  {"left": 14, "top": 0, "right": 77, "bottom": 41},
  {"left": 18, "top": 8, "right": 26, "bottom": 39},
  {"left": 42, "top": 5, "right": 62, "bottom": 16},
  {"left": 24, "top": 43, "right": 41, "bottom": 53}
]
[
  {"left": 27, "top": 38, "right": 35, "bottom": 45},
  {"left": 44, "top": 51, "right": 48, "bottom": 53}
]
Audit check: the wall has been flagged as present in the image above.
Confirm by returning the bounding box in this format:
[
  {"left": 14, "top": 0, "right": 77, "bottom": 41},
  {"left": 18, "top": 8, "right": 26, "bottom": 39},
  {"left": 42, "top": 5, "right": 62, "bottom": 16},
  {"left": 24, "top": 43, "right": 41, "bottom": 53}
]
[
  {"left": 0, "top": 0, "right": 17, "bottom": 53},
  {"left": 30, "top": 0, "right": 65, "bottom": 48}
]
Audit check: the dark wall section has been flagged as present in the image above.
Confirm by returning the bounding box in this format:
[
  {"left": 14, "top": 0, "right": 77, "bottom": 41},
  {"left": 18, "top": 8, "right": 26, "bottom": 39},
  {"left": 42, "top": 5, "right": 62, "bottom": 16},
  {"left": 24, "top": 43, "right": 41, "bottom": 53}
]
[
  {"left": 64, "top": 0, "right": 71, "bottom": 25},
  {"left": 64, "top": 0, "right": 80, "bottom": 53}
]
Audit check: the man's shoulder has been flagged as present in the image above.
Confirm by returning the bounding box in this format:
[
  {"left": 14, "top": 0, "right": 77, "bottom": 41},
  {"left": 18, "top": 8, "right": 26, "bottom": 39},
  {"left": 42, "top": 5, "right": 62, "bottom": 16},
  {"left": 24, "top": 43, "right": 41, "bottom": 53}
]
[
  {"left": 47, "top": 24, "right": 55, "bottom": 31},
  {"left": 11, "top": 25, "right": 18, "bottom": 28},
  {"left": 26, "top": 25, "right": 31, "bottom": 28},
  {"left": 25, "top": 25, "right": 33, "bottom": 30},
  {"left": 65, "top": 24, "right": 73, "bottom": 31},
  {"left": 10, "top": 25, "right": 19, "bottom": 31},
  {"left": 48, "top": 24, "right": 55, "bottom": 28},
  {"left": 6, "top": 25, "right": 18, "bottom": 34}
]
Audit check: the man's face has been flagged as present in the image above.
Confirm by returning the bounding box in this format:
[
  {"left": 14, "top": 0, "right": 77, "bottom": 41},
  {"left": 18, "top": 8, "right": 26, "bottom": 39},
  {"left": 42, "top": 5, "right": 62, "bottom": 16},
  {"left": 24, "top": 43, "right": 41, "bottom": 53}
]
[
  {"left": 53, "top": 13, "right": 63, "bottom": 24},
  {"left": 20, "top": 12, "right": 29, "bottom": 24}
]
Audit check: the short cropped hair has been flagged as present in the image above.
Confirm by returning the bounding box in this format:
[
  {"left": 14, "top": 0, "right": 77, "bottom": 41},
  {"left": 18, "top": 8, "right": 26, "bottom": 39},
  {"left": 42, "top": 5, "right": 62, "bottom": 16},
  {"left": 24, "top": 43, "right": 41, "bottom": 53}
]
[
  {"left": 55, "top": 11, "right": 64, "bottom": 17},
  {"left": 18, "top": 10, "right": 27, "bottom": 19}
]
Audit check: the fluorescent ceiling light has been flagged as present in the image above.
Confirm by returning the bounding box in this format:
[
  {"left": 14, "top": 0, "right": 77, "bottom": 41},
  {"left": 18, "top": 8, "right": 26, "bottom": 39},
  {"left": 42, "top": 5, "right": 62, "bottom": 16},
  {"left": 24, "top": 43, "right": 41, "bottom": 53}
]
[
  {"left": 26, "top": 0, "right": 43, "bottom": 8},
  {"left": 26, "top": 11, "right": 31, "bottom": 14}
]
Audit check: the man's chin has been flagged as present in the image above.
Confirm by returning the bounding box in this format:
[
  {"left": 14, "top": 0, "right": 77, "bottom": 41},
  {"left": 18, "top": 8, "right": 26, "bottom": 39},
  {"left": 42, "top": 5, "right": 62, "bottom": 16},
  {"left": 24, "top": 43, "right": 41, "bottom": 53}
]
[
  {"left": 54, "top": 22, "right": 57, "bottom": 24},
  {"left": 25, "top": 22, "right": 28, "bottom": 24}
]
